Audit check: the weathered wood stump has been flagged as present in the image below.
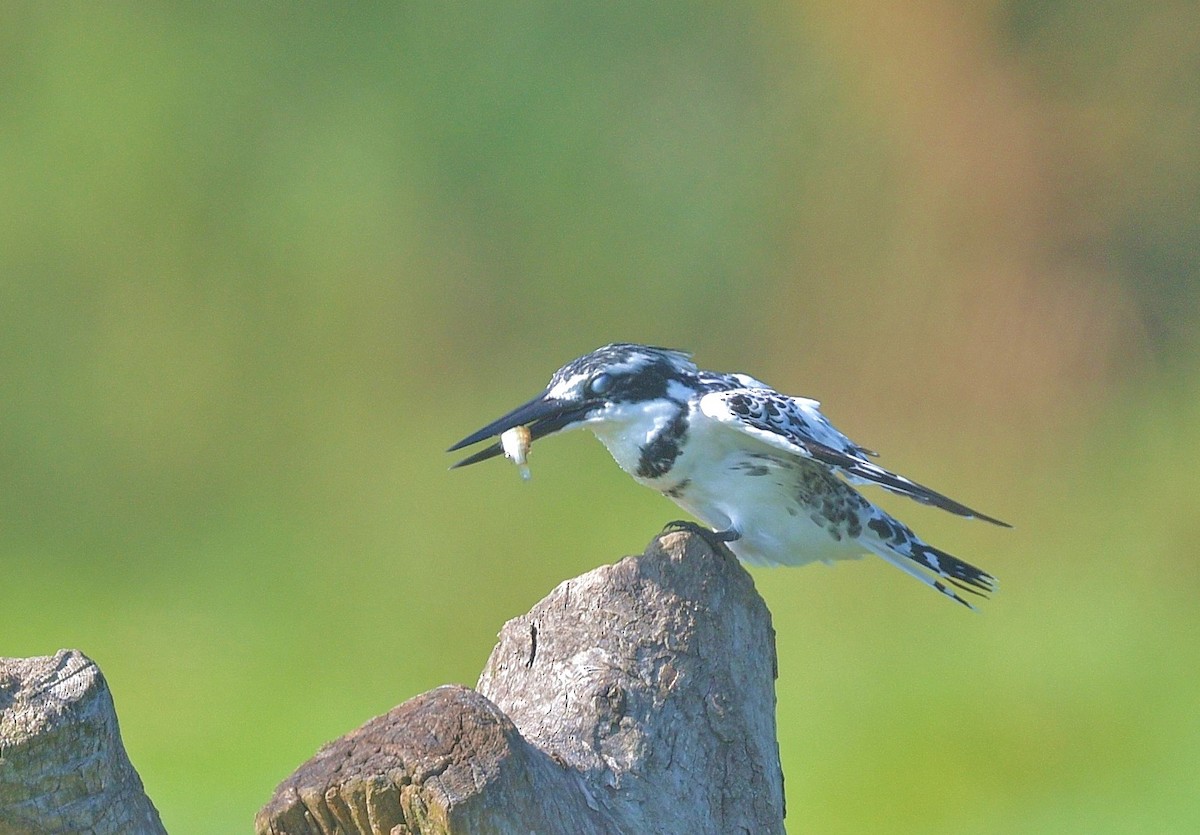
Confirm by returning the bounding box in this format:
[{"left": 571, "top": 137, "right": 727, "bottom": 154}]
[
  {"left": 257, "top": 531, "right": 786, "bottom": 834},
  {"left": 0, "top": 649, "right": 166, "bottom": 835}
]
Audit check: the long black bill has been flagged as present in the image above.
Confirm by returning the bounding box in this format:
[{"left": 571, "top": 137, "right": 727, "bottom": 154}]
[{"left": 448, "top": 392, "right": 587, "bottom": 469}]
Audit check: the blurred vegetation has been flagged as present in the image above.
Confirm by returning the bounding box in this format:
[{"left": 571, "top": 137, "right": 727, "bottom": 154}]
[{"left": 1, "top": 3, "right": 1197, "bottom": 832}]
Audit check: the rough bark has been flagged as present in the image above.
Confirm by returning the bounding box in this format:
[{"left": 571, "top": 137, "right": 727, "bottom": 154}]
[
  {"left": 0, "top": 648, "right": 166, "bottom": 835},
  {"left": 257, "top": 530, "right": 785, "bottom": 835}
]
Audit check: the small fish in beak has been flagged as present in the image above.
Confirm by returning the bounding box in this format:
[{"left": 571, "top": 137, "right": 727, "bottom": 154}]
[
  {"left": 501, "top": 425, "right": 533, "bottom": 481},
  {"left": 448, "top": 391, "right": 591, "bottom": 470}
]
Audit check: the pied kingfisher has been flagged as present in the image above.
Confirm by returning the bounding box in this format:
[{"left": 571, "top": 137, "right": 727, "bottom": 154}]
[{"left": 449, "top": 343, "right": 1007, "bottom": 609}]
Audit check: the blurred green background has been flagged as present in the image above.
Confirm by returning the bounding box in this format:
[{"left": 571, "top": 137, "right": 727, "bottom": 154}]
[{"left": 2, "top": 3, "right": 1198, "bottom": 832}]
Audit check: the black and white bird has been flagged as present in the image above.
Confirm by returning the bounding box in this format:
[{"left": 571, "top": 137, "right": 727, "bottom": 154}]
[{"left": 449, "top": 343, "right": 1008, "bottom": 609}]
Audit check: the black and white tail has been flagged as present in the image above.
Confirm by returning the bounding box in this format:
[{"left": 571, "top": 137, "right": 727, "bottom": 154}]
[{"left": 860, "top": 508, "right": 997, "bottom": 610}]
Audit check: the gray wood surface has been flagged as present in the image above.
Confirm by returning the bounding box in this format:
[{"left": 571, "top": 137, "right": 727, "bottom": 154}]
[
  {"left": 0, "top": 649, "right": 166, "bottom": 835},
  {"left": 257, "top": 530, "right": 785, "bottom": 834}
]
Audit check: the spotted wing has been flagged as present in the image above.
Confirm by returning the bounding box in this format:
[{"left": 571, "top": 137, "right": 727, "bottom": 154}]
[{"left": 699, "top": 389, "right": 1010, "bottom": 527}]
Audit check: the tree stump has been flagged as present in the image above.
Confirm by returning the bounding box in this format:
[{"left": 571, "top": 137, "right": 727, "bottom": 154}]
[
  {"left": 257, "top": 530, "right": 786, "bottom": 834},
  {"left": 0, "top": 649, "right": 166, "bottom": 835}
]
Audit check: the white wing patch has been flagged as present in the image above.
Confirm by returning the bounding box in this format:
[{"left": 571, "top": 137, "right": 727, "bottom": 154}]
[{"left": 699, "top": 389, "right": 1009, "bottom": 527}]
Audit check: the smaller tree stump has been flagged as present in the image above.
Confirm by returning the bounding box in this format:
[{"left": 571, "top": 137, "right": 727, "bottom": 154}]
[
  {"left": 0, "top": 649, "right": 166, "bottom": 835},
  {"left": 257, "top": 531, "right": 786, "bottom": 834}
]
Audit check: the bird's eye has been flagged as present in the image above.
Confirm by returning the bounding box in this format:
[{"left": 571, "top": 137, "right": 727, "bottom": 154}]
[{"left": 588, "top": 373, "right": 612, "bottom": 396}]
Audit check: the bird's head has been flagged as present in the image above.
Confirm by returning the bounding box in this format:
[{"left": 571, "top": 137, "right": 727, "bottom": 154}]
[{"left": 448, "top": 343, "right": 698, "bottom": 469}]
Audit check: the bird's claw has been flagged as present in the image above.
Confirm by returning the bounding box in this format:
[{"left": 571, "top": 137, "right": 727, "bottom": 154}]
[{"left": 660, "top": 520, "right": 741, "bottom": 552}]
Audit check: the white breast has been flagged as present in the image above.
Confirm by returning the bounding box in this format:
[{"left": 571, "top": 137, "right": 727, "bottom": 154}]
[{"left": 648, "top": 417, "right": 866, "bottom": 567}]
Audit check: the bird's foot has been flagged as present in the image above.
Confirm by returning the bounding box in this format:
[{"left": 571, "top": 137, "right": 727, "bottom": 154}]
[{"left": 660, "top": 519, "right": 741, "bottom": 552}]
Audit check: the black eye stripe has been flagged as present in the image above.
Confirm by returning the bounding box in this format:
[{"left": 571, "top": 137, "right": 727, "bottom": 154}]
[{"left": 609, "top": 365, "right": 674, "bottom": 403}]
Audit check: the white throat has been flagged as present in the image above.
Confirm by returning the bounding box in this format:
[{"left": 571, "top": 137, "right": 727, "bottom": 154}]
[{"left": 584, "top": 399, "right": 685, "bottom": 478}]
